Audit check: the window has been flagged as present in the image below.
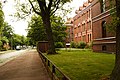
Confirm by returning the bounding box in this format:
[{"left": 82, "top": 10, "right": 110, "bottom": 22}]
[
  {"left": 78, "top": 33, "right": 81, "bottom": 37},
  {"left": 68, "top": 28, "right": 70, "bottom": 32},
  {"left": 102, "top": 21, "right": 106, "bottom": 38},
  {"left": 75, "top": 33, "right": 78, "bottom": 38},
  {"left": 102, "top": 45, "right": 107, "bottom": 51},
  {"left": 88, "top": 34, "right": 89, "bottom": 42},
  {"left": 90, "top": 34, "right": 91, "bottom": 41},
  {"left": 89, "top": 9, "right": 91, "bottom": 18},
  {"left": 88, "top": 34, "right": 92, "bottom": 42},
  {"left": 82, "top": 35, "right": 86, "bottom": 42},
  {"left": 79, "top": 26, "right": 81, "bottom": 32},
  {"left": 82, "top": 24, "right": 85, "bottom": 31},
  {"left": 87, "top": 11, "right": 89, "bottom": 18},
  {"left": 101, "top": 0, "right": 106, "bottom": 12},
  {"left": 88, "top": 22, "right": 91, "bottom": 30},
  {"left": 88, "top": 9, "right": 91, "bottom": 18}
]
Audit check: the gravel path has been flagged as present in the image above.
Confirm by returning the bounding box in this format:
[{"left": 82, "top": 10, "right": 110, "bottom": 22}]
[{"left": 0, "top": 50, "right": 51, "bottom": 80}]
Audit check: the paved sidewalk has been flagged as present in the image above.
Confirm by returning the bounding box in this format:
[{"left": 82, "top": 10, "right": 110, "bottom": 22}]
[{"left": 0, "top": 50, "right": 51, "bottom": 80}]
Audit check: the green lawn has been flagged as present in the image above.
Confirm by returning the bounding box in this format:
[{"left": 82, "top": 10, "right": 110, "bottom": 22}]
[{"left": 46, "top": 49, "right": 115, "bottom": 80}]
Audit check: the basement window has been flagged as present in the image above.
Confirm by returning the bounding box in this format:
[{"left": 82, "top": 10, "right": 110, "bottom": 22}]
[{"left": 102, "top": 45, "right": 107, "bottom": 51}]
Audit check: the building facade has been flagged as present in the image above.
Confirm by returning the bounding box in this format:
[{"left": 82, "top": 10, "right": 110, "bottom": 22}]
[
  {"left": 91, "top": 0, "right": 116, "bottom": 53},
  {"left": 73, "top": 0, "right": 93, "bottom": 44},
  {"left": 65, "top": 0, "right": 116, "bottom": 53},
  {"left": 65, "top": 18, "right": 74, "bottom": 43}
]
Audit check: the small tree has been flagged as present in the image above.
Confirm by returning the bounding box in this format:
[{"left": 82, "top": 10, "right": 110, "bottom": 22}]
[{"left": 1, "top": 36, "right": 9, "bottom": 50}]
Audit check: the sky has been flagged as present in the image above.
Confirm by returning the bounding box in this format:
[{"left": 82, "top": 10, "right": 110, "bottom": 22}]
[{"left": 2, "top": 0, "right": 87, "bottom": 36}]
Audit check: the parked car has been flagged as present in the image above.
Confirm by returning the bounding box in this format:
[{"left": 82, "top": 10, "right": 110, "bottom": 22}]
[{"left": 16, "top": 46, "right": 21, "bottom": 50}]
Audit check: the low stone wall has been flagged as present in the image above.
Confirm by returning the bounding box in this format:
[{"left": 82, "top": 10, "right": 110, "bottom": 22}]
[{"left": 93, "top": 37, "right": 116, "bottom": 53}]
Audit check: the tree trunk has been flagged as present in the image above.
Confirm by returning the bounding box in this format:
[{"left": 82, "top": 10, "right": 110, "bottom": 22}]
[
  {"left": 41, "top": 14, "right": 56, "bottom": 54},
  {"left": 110, "top": 0, "right": 120, "bottom": 80}
]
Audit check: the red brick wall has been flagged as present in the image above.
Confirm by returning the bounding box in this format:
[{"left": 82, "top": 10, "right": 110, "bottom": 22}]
[
  {"left": 91, "top": 0, "right": 116, "bottom": 53},
  {"left": 91, "top": 0, "right": 101, "bottom": 18},
  {"left": 69, "top": 0, "right": 116, "bottom": 53},
  {"left": 65, "top": 25, "right": 73, "bottom": 43},
  {"left": 73, "top": 3, "right": 92, "bottom": 43},
  {"left": 93, "top": 43, "right": 116, "bottom": 53}
]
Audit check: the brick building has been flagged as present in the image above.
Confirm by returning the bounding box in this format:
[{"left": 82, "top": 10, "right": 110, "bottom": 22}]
[
  {"left": 65, "top": 18, "right": 74, "bottom": 43},
  {"left": 73, "top": 0, "right": 93, "bottom": 44},
  {"left": 91, "top": 0, "right": 116, "bottom": 53},
  {"left": 65, "top": 0, "right": 116, "bottom": 53}
]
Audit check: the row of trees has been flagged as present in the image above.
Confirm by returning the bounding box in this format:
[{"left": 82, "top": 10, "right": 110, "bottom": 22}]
[
  {"left": 0, "top": 2, "right": 28, "bottom": 51},
  {"left": 0, "top": 22, "right": 28, "bottom": 50}
]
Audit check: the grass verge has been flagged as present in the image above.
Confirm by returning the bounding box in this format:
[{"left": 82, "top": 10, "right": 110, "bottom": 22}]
[
  {"left": 46, "top": 49, "right": 115, "bottom": 80},
  {"left": 0, "top": 50, "right": 15, "bottom": 54}
]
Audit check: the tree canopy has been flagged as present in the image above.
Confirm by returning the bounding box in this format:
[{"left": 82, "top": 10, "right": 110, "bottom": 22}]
[
  {"left": 27, "top": 15, "right": 67, "bottom": 45},
  {"left": 15, "top": 0, "right": 72, "bottom": 54},
  {"left": 0, "top": 2, "right": 4, "bottom": 37}
]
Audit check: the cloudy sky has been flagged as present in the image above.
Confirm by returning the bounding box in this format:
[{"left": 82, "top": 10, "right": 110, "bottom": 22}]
[{"left": 3, "top": 0, "right": 87, "bottom": 36}]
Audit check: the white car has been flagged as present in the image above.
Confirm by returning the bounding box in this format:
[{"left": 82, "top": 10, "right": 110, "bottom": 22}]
[{"left": 16, "top": 46, "right": 21, "bottom": 50}]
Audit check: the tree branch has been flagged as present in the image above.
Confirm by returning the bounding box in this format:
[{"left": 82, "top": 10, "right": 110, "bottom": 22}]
[
  {"left": 50, "top": 6, "right": 59, "bottom": 16},
  {"left": 50, "top": 0, "right": 61, "bottom": 15},
  {"left": 28, "top": 0, "right": 41, "bottom": 15},
  {"left": 37, "top": 0, "right": 47, "bottom": 15},
  {"left": 48, "top": 0, "right": 53, "bottom": 13}
]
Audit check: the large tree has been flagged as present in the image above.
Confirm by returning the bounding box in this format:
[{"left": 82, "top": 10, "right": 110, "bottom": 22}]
[
  {"left": 110, "top": 0, "right": 120, "bottom": 80},
  {"left": 15, "top": 0, "right": 71, "bottom": 54},
  {"left": 27, "top": 15, "right": 67, "bottom": 45}
]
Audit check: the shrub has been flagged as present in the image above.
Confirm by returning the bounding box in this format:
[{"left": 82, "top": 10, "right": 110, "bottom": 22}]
[
  {"left": 0, "top": 41, "right": 2, "bottom": 46},
  {"left": 1, "top": 47, "right": 7, "bottom": 51},
  {"left": 55, "top": 42, "right": 64, "bottom": 48},
  {"left": 79, "top": 41, "right": 87, "bottom": 49},
  {"left": 85, "top": 41, "right": 93, "bottom": 49},
  {"left": 0, "top": 41, "right": 3, "bottom": 50},
  {"left": 76, "top": 42, "right": 80, "bottom": 48},
  {"left": 70, "top": 41, "right": 76, "bottom": 48},
  {"left": 1, "top": 36, "right": 9, "bottom": 43}
]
